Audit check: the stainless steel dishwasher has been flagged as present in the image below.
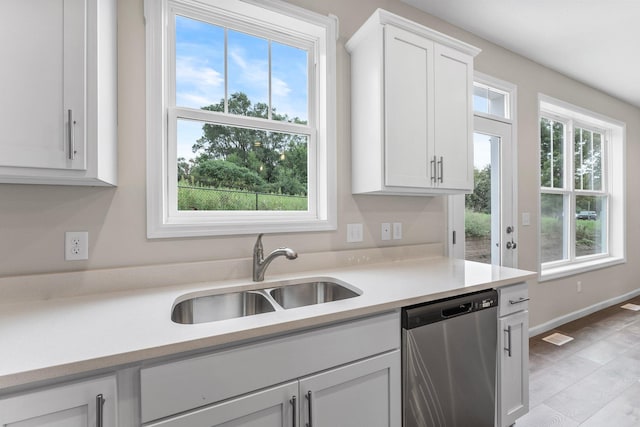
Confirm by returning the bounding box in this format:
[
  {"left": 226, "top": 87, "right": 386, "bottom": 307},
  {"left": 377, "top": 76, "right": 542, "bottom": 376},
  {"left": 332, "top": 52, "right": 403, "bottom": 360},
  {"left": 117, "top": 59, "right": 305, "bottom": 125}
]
[{"left": 402, "top": 289, "right": 499, "bottom": 427}]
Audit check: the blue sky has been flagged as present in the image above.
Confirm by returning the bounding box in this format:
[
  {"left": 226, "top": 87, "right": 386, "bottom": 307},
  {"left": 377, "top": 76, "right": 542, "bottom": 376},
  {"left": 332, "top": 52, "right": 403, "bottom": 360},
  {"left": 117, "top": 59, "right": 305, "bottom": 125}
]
[{"left": 175, "top": 15, "right": 308, "bottom": 161}]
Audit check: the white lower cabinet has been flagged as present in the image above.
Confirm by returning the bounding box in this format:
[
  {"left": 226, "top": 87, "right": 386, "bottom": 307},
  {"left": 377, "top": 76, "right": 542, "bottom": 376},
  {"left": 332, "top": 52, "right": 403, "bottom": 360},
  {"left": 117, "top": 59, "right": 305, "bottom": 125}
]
[
  {"left": 497, "top": 284, "right": 530, "bottom": 427},
  {"left": 0, "top": 375, "right": 117, "bottom": 427},
  {"left": 300, "top": 351, "right": 400, "bottom": 427},
  {"left": 147, "top": 352, "right": 399, "bottom": 427},
  {"left": 141, "top": 312, "right": 401, "bottom": 427}
]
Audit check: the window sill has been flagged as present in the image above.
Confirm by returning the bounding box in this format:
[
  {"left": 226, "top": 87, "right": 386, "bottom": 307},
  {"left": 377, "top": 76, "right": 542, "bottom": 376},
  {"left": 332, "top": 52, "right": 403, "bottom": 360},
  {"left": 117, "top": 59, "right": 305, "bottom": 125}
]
[{"left": 539, "top": 256, "right": 626, "bottom": 282}]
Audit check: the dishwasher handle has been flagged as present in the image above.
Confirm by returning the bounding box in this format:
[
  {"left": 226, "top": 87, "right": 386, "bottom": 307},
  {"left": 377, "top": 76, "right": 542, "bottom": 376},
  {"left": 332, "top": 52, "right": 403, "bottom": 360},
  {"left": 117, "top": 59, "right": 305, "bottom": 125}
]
[{"left": 441, "top": 302, "right": 473, "bottom": 318}]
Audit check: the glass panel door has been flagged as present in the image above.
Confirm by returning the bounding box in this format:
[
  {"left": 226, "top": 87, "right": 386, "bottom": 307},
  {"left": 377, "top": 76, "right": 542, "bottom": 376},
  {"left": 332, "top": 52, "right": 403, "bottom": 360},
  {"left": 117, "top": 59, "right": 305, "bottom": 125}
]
[{"left": 449, "top": 116, "right": 515, "bottom": 267}]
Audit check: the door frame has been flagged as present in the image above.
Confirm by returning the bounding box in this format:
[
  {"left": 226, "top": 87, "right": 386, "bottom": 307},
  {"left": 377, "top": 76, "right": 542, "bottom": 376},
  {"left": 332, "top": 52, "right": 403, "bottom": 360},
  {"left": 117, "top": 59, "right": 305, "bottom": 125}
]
[{"left": 448, "top": 73, "right": 518, "bottom": 267}]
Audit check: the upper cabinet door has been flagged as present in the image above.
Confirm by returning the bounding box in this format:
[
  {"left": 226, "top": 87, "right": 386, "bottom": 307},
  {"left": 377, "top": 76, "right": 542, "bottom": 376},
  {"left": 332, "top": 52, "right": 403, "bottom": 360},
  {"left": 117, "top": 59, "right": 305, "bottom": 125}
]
[
  {"left": 434, "top": 44, "right": 474, "bottom": 191},
  {"left": 384, "top": 25, "right": 434, "bottom": 189},
  {"left": 347, "top": 9, "right": 480, "bottom": 196},
  {"left": 0, "top": 0, "right": 85, "bottom": 171},
  {"left": 0, "top": 0, "right": 117, "bottom": 186}
]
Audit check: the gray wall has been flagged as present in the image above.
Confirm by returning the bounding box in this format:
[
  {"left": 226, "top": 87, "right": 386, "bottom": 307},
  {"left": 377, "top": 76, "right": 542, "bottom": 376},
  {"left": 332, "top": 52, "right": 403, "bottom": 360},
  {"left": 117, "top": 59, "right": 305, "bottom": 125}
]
[{"left": 1, "top": 0, "right": 638, "bottom": 329}]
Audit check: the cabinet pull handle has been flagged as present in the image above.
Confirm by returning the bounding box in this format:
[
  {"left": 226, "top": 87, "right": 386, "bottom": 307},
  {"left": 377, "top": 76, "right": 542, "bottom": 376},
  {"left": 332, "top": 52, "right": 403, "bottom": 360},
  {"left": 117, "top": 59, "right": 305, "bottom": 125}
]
[
  {"left": 305, "top": 390, "right": 312, "bottom": 427},
  {"left": 290, "top": 395, "right": 297, "bottom": 427},
  {"left": 68, "top": 109, "right": 77, "bottom": 160},
  {"left": 437, "top": 156, "right": 444, "bottom": 183},
  {"left": 509, "top": 297, "right": 530, "bottom": 305},
  {"left": 504, "top": 326, "right": 512, "bottom": 357},
  {"left": 96, "top": 394, "right": 105, "bottom": 427},
  {"left": 430, "top": 156, "right": 437, "bottom": 183}
]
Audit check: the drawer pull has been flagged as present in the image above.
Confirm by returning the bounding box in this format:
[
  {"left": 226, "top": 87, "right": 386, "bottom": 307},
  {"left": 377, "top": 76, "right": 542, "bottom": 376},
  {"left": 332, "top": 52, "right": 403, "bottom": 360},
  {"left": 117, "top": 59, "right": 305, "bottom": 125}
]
[{"left": 509, "top": 297, "right": 529, "bottom": 305}]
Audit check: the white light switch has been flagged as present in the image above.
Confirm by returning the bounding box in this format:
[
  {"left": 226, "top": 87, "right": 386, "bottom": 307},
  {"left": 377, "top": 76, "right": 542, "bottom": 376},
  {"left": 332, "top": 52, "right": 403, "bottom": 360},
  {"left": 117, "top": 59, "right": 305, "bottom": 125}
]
[
  {"left": 393, "top": 222, "right": 402, "bottom": 240},
  {"left": 347, "top": 223, "right": 363, "bottom": 243},
  {"left": 522, "top": 212, "right": 531, "bottom": 226}
]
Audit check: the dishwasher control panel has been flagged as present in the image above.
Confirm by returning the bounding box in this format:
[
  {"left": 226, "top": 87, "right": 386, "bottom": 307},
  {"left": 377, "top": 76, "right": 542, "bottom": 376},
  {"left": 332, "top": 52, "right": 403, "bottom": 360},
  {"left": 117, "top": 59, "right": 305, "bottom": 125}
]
[{"left": 402, "top": 289, "right": 498, "bottom": 329}]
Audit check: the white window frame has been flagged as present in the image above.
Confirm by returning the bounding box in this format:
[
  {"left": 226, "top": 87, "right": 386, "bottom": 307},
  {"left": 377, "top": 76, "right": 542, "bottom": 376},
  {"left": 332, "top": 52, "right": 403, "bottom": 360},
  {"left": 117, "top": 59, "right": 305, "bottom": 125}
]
[
  {"left": 538, "top": 94, "right": 626, "bottom": 281},
  {"left": 144, "top": 0, "right": 337, "bottom": 238}
]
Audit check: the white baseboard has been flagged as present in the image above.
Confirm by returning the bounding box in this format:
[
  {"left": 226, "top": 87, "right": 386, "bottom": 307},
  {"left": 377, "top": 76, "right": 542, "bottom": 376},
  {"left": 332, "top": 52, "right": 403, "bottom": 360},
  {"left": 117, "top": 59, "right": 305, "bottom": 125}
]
[{"left": 528, "top": 287, "right": 640, "bottom": 337}]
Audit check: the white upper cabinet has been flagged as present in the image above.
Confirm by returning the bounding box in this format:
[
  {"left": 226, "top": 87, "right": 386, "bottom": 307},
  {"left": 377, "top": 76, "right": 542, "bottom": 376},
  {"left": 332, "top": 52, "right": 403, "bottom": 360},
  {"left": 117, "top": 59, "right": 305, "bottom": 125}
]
[
  {"left": 346, "top": 9, "right": 479, "bottom": 195},
  {"left": 0, "top": 0, "right": 117, "bottom": 186}
]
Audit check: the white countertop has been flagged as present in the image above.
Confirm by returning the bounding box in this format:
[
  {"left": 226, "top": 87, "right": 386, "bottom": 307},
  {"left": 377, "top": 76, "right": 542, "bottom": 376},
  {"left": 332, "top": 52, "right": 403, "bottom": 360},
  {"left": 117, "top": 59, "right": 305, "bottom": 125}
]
[{"left": 0, "top": 255, "right": 535, "bottom": 390}]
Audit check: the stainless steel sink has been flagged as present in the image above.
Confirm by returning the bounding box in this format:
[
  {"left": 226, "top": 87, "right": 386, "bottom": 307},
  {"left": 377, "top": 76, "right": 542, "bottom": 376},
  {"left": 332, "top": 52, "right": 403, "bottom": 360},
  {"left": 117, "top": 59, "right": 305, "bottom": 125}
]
[
  {"left": 269, "top": 281, "right": 360, "bottom": 309},
  {"left": 171, "top": 291, "right": 275, "bottom": 324},
  {"left": 171, "top": 278, "right": 361, "bottom": 324}
]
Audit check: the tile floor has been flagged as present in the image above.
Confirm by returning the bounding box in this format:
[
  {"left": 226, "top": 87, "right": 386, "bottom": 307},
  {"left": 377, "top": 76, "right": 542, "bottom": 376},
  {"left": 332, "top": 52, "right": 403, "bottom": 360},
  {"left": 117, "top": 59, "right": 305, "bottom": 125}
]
[{"left": 516, "top": 296, "right": 640, "bottom": 426}]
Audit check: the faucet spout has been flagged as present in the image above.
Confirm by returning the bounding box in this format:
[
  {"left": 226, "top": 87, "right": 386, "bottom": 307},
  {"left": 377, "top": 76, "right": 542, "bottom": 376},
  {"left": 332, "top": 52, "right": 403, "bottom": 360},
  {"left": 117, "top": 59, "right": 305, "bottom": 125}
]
[{"left": 253, "top": 234, "right": 298, "bottom": 282}]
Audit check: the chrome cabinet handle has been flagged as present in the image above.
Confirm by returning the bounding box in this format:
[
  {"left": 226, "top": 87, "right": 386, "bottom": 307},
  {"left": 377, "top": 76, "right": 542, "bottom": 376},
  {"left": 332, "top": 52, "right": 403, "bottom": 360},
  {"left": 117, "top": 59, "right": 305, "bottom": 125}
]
[
  {"left": 504, "top": 326, "right": 512, "bottom": 357},
  {"left": 68, "top": 109, "right": 77, "bottom": 160},
  {"left": 290, "top": 395, "right": 297, "bottom": 427},
  {"left": 305, "top": 390, "right": 312, "bottom": 427},
  {"left": 430, "top": 156, "right": 437, "bottom": 183},
  {"left": 509, "top": 297, "right": 529, "bottom": 305},
  {"left": 96, "top": 394, "right": 105, "bottom": 427},
  {"left": 437, "top": 156, "right": 444, "bottom": 183}
]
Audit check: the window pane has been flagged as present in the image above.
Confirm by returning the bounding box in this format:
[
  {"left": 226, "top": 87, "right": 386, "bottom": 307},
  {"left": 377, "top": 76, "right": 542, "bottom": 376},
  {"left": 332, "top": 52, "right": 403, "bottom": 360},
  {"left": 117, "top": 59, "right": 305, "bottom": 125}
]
[
  {"left": 465, "top": 133, "right": 498, "bottom": 265},
  {"left": 228, "top": 30, "right": 269, "bottom": 115},
  {"left": 574, "top": 128, "right": 593, "bottom": 190},
  {"left": 593, "top": 132, "right": 602, "bottom": 190},
  {"left": 473, "top": 85, "right": 489, "bottom": 114},
  {"left": 271, "top": 42, "right": 308, "bottom": 123},
  {"left": 473, "top": 84, "right": 508, "bottom": 118},
  {"left": 541, "top": 193, "right": 567, "bottom": 263},
  {"left": 540, "top": 118, "right": 564, "bottom": 188},
  {"left": 177, "top": 120, "right": 308, "bottom": 211},
  {"left": 175, "top": 16, "right": 225, "bottom": 109},
  {"left": 488, "top": 89, "right": 506, "bottom": 118},
  {"left": 575, "top": 196, "right": 606, "bottom": 257},
  {"left": 574, "top": 128, "right": 604, "bottom": 191}
]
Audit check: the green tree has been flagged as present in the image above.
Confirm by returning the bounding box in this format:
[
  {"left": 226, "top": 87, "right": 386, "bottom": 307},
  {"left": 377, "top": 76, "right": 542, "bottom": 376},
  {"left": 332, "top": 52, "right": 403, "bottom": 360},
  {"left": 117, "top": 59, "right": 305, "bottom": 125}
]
[
  {"left": 190, "top": 92, "right": 308, "bottom": 195},
  {"left": 177, "top": 157, "right": 193, "bottom": 182},
  {"left": 466, "top": 165, "right": 491, "bottom": 214},
  {"left": 191, "top": 159, "right": 266, "bottom": 191}
]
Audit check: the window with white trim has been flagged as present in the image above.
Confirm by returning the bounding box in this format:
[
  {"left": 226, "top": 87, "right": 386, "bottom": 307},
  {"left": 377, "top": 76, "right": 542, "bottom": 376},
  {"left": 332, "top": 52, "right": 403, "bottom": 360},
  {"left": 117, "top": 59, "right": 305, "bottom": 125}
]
[
  {"left": 539, "top": 95, "right": 626, "bottom": 280},
  {"left": 145, "top": 0, "right": 337, "bottom": 237}
]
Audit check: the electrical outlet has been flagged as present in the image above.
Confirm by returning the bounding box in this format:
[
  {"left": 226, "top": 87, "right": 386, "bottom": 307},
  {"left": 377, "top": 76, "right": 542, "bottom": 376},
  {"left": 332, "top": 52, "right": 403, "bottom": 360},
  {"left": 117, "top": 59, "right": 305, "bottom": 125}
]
[
  {"left": 381, "top": 223, "right": 391, "bottom": 241},
  {"left": 65, "top": 231, "right": 89, "bottom": 261},
  {"left": 577, "top": 281, "right": 582, "bottom": 293}
]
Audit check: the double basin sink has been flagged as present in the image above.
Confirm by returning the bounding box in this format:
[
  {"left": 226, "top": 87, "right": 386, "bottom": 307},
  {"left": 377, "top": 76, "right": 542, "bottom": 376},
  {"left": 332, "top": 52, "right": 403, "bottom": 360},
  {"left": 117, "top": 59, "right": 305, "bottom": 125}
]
[{"left": 172, "top": 278, "right": 361, "bottom": 324}]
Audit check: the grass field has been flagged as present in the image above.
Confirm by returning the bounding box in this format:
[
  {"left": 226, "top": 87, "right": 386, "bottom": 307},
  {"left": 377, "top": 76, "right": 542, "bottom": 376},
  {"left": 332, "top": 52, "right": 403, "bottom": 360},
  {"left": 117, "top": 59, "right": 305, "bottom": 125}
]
[{"left": 178, "top": 185, "right": 307, "bottom": 211}]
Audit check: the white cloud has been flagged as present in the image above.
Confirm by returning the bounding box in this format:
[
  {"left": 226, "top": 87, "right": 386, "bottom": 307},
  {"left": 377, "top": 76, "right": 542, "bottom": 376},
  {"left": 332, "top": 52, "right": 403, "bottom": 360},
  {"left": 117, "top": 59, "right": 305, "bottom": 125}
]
[
  {"left": 272, "top": 76, "right": 291, "bottom": 98},
  {"left": 175, "top": 56, "right": 224, "bottom": 108}
]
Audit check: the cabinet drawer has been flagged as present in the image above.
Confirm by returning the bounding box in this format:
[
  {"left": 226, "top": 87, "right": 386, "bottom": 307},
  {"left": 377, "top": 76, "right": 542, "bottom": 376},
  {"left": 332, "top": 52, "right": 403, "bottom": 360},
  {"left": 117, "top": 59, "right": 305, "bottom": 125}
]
[
  {"left": 498, "top": 283, "right": 529, "bottom": 316},
  {"left": 141, "top": 311, "right": 400, "bottom": 423}
]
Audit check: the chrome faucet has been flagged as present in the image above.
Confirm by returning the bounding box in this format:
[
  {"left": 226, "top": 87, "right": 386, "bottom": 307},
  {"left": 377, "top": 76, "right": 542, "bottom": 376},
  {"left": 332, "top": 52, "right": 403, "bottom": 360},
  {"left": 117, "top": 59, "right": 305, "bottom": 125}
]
[{"left": 253, "top": 234, "right": 298, "bottom": 282}]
